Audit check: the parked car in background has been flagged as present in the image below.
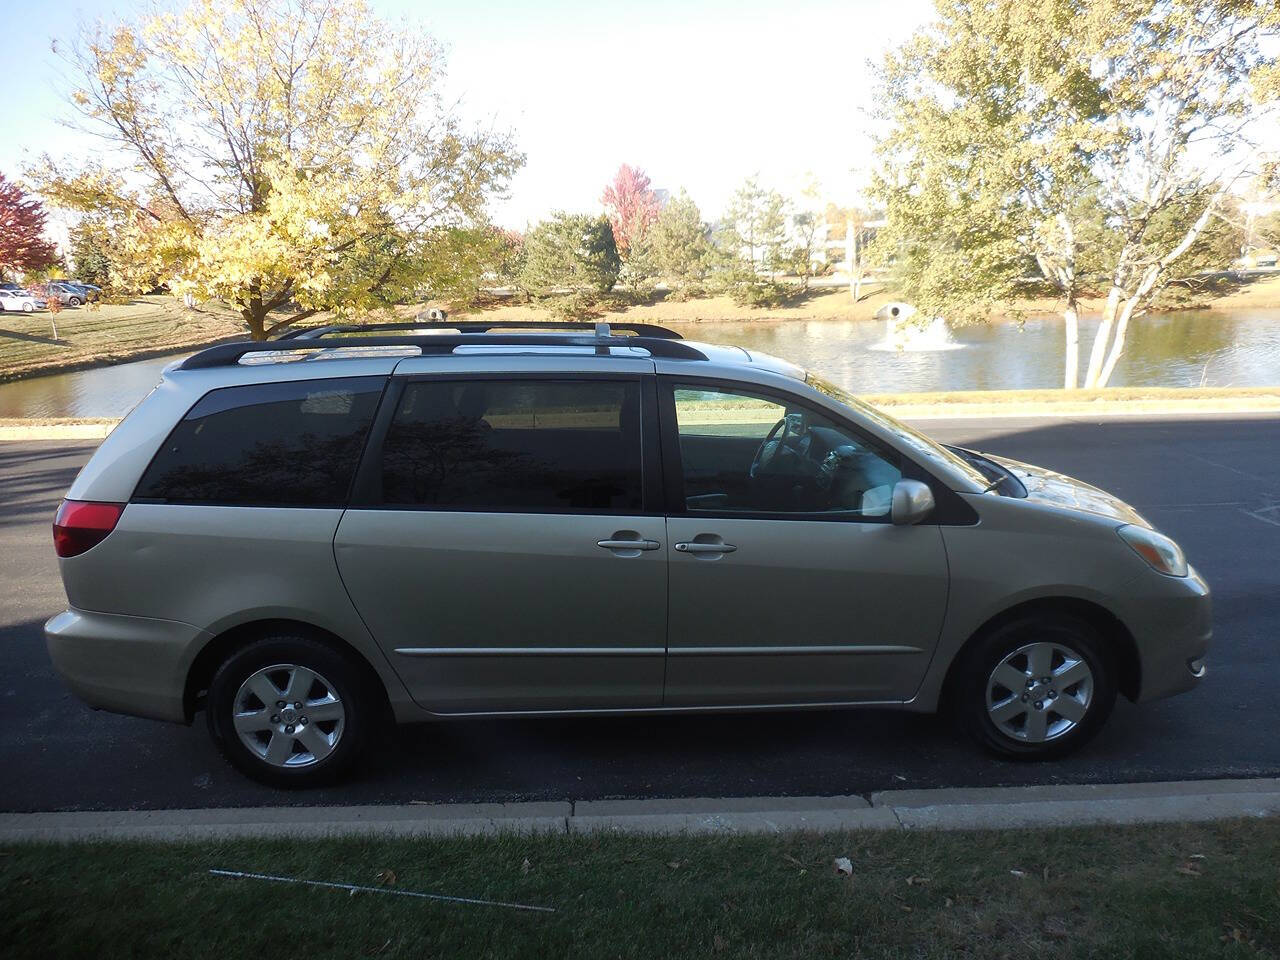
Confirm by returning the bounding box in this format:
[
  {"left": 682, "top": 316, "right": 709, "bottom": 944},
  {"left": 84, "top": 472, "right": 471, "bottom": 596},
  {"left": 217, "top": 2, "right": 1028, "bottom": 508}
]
[
  {"left": 43, "top": 282, "right": 88, "bottom": 306},
  {"left": 0, "top": 289, "right": 47, "bottom": 312},
  {"left": 0, "top": 282, "right": 23, "bottom": 291},
  {"left": 66, "top": 281, "right": 103, "bottom": 302},
  {"left": 45, "top": 321, "right": 1211, "bottom": 787}
]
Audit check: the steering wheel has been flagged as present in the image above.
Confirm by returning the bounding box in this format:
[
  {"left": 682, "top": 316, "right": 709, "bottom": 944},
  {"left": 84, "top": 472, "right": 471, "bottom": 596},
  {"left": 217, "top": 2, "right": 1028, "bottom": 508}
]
[{"left": 749, "top": 417, "right": 790, "bottom": 479}]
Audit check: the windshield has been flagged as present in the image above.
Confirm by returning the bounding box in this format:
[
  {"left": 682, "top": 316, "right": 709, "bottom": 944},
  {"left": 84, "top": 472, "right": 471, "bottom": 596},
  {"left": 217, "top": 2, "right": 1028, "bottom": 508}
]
[{"left": 805, "top": 373, "right": 990, "bottom": 490}]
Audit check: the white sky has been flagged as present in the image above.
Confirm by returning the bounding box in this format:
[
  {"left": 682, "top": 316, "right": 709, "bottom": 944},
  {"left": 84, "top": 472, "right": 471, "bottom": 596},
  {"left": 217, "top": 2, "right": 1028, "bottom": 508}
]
[{"left": 0, "top": 0, "right": 934, "bottom": 228}]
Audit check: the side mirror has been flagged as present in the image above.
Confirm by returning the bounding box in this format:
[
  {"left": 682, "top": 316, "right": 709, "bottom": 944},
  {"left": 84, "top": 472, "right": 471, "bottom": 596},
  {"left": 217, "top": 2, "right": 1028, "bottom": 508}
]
[{"left": 891, "top": 478, "right": 935, "bottom": 526}]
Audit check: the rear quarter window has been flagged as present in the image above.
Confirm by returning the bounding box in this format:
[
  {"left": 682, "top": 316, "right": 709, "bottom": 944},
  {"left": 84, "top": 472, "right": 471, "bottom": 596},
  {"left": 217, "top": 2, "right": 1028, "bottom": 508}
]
[{"left": 134, "top": 377, "right": 385, "bottom": 506}]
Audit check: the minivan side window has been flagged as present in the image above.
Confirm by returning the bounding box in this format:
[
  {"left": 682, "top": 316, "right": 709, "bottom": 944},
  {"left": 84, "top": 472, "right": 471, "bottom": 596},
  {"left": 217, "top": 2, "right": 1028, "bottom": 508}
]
[
  {"left": 379, "top": 379, "right": 643, "bottom": 512},
  {"left": 671, "top": 383, "right": 901, "bottom": 518},
  {"left": 134, "top": 377, "right": 385, "bottom": 506}
]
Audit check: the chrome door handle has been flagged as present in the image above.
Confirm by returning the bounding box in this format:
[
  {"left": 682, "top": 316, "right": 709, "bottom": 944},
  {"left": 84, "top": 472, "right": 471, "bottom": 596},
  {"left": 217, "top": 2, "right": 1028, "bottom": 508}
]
[
  {"left": 597, "top": 539, "right": 661, "bottom": 551},
  {"left": 674, "top": 541, "right": 737, "bottom": 554}
]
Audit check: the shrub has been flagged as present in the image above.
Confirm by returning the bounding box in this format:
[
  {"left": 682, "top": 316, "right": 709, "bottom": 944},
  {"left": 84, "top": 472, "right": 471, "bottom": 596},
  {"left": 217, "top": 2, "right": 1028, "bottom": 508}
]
[{"left": 728, "top": 278, "right": 791, "bottom": 309}]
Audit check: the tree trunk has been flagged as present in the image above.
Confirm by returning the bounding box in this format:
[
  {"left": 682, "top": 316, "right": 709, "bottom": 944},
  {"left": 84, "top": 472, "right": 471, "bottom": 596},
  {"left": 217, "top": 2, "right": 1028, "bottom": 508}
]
[
  {"left": 1084, "top": 286, "right": 1122, "bottom": 388},
  {"left": 1095, "top": 296, "right": 1139, "bottom": 387},
  {"left": 1085, "top": 186, "right": 1230, "bottom": 389},
  {"left": 1096, "top": 264, "right": 1161, "bottom": 387},
  {"left": 846, "top": 215, "right": 857, "bottom": 302},
  {"left": 243, "top": 303, "right": 269, "bottom": 340},
  {"left": 1063, "top": 302, "right": 1079, "bottom": 389}
]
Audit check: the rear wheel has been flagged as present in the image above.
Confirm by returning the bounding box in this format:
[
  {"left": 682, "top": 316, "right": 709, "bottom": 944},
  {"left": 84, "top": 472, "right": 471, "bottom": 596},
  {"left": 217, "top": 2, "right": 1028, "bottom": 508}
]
[
  {"left": 953, "top": 615, "right": 1117, "bottom": 760},
  {"left": 207, "top": 633, "right": 372, "bottom": 787},
  {"left": 68, "top": 296, "right": 82, "bottom": 306}
]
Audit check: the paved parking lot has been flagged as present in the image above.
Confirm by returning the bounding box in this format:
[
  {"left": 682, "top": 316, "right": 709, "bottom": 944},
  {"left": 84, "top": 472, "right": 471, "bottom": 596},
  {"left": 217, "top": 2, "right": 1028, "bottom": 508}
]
[{"left": 2, "top": 414, "right": 1279, "bottom": 812}]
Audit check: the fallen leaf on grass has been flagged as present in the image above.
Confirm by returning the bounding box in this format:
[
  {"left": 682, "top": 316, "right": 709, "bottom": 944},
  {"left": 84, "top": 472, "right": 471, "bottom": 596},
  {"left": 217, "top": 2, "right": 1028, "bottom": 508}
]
[
  {"left": 783, "top": 853, "right": 805, "bottom": 869},
  {"left": 906, "top": 876, "right": 930, "bottom": 886},
  {"left": 521, "top": 858, "right": 532, "bottom": 875},
  {"left": 834, "top": 857, "right": 854, "bottom": 876},
  {"left": 944, "top": 897, "right": 954, "bottom": 908},
  {"left": 1221, "top": 926, "right": 1256, "bottom": 948},
  {"left": 375, "top": 869, "right": 396, "bottom": 887},
  {"left": 666, "top": 861, "right": 682, "bottom": 871},
  {"left": 1009, "top": 869, "right": 1027, "bottom": 879},
  {"left": 1175, "top": 862, "right": 1202, "bottom": 877}
]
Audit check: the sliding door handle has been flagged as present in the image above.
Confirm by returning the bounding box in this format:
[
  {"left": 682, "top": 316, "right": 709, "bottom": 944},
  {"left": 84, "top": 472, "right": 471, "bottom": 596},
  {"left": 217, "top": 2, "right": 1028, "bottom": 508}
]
[
  {"left": 674, "top": 541, "right": 737, "bottom": 554},
  {"left": 597, "top": 539, "right": 661, "bottom": 551}
]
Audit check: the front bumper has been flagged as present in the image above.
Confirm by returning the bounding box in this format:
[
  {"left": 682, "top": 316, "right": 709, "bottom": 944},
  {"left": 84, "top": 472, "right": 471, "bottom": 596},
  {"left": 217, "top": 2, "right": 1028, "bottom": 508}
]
[
  {"left": 44, "top": 608, "right": 210, "bottom": 723},
  {"left": 1112, "top": 565, "right": 1212, "bottom": 703}
]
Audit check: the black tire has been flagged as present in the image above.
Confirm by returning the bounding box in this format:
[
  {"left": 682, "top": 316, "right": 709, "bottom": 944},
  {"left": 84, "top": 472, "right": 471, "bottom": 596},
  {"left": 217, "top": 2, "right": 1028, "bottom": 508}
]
[
  {"left": 207, "top": 633, "right": 372, "bottom": 787},
  {"left": 951, "top": 614, "right": 1117, "bottom": 760},
  {"left": 68, "top": 297, "right": 82, "bottom": 306}
]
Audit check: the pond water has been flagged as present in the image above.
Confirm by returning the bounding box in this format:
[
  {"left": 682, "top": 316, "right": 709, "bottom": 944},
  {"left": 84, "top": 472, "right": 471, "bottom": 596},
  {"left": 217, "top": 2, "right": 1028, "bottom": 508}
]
[
  {"left": 2, "top": 309, "right": 1279, "bottom": 419},
  {"left": 668, "top": 309, "right": 1280, "bottom": 395}
]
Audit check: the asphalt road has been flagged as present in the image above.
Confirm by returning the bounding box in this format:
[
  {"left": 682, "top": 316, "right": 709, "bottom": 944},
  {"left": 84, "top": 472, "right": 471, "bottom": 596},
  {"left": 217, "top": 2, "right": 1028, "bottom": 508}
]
[{"left": 3, "top": 414, "right": 1279, "bottom": 812}]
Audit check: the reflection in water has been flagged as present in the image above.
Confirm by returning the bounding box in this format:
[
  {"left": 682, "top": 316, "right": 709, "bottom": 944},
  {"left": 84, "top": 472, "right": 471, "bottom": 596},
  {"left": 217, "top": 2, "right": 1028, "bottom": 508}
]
[{"left": 1, "top": 309, "right": 1279, "bottom": 418}]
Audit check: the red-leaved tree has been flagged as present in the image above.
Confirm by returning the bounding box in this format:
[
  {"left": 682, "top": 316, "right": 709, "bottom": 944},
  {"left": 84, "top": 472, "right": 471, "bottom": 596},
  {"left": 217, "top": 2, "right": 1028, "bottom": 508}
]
[
  {"left": 601, "top": 164, "right": 660, "bottom": 257},
  {"left": 0, "top": 173, "right": 58, "bottom": 277}
]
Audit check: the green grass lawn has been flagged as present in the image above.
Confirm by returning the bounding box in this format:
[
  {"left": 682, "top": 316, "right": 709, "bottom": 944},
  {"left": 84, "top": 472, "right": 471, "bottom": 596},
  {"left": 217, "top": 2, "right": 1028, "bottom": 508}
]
[{"left": 3, "top": 819, "right": 1277, "bottom": 959}]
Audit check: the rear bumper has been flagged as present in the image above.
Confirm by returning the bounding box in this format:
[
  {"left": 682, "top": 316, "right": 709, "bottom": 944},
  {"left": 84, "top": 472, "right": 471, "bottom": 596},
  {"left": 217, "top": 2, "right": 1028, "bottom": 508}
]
[
  {"left": 1115, "top": 565, "right": 1212, "bottom": 703},
  {"left": 44, "top": 608, "right": 209, "bottom": 723}
]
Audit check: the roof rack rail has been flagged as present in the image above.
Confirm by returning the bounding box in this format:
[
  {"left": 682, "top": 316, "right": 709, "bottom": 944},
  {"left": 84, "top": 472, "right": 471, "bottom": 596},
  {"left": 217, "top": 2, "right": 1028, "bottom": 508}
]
[
  {"left": 179, "top": 331, "right": 707, "bottom": 370},
  {"left": 278, "top": 319, "right": 685, "bottom": 340}
]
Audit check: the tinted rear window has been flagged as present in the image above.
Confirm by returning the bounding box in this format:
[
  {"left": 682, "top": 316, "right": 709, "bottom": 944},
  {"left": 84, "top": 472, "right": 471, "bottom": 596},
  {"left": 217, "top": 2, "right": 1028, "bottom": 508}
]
[
  {"left": 135, "top": 377, "right": 384, "bottom": 506},
  {"left": 380, "top": 379, "right": 643, "bottom": 511}
]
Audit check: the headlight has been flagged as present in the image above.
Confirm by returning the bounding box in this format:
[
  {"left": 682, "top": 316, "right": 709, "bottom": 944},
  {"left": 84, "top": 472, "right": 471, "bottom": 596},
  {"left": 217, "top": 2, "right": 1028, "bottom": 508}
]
[{"left": 1117, "top": 524, "right": 1188, "bottom": 577}]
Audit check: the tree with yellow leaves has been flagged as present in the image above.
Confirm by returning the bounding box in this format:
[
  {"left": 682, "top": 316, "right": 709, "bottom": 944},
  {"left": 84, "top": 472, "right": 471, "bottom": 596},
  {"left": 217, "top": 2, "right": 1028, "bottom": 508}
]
[{"left": 38, "top": 0, "right": 521, "bottom": 339}]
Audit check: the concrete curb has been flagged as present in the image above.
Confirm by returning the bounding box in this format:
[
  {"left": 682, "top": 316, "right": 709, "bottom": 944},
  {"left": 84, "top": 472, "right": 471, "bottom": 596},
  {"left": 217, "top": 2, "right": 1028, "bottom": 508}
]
[
  {"left": 881, "top": 400, "right": 1280, "bottom": 420},
  {"left": 0, "top": 423, "right": 116, "bottom": 441},
  {"left": 2, "top": 779, "right": 1277, "bottom": 843},
  {"left": 0, "top": 803, "right": 572, "bottom": 843}
]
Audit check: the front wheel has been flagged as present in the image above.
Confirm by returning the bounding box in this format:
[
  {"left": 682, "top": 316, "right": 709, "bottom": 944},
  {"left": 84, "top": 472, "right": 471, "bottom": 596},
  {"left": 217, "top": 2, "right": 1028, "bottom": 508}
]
[
  {"left": 68, "top": 296, "right": 82, "bottom": 306},
  {"left": 22, "top": 303, "right": 33, "bottom": 312},
  {"left": 952, "top": 615, "right": 1117, "bottom": 760},
  {"left": 207, "top": 634, "right": 372, "bottom": 787}
]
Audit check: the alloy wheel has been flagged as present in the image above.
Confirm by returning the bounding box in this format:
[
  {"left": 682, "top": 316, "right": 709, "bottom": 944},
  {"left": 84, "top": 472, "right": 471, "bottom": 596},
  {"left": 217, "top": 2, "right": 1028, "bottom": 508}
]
[
  {"left": 232, "top": 663, "right": 346, "bottom": 767},
  {"left": 985, "top": 641, "right": 1094, "bottom": 743}
]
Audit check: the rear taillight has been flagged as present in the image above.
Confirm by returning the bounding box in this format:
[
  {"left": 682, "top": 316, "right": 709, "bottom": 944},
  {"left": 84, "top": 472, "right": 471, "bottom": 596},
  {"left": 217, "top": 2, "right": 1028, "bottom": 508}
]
[{"left": 53, "top": 500, "right": 125, "bottom": 558}]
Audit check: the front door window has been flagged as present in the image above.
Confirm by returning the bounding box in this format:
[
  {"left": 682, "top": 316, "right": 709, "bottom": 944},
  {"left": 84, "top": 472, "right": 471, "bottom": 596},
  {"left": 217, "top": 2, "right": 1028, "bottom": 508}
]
[{"left": 671, "top": 385, "right": 901, "bottom": 518}]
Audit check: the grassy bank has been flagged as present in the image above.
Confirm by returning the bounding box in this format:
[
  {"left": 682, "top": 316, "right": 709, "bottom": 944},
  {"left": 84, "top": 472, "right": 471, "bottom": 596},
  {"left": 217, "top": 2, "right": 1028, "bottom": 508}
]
[
  {"left": 3, "top": 819, "right": 1278, "bottom": 958},
  {"left": 457, "top": 273, "right": 1280, "bottom": 326},
  {"left": 0, "top": 296, "right": 244, "bottom": 382},
  {"left": 3, "top": 275, "right": 1280, "bottom": 383}
]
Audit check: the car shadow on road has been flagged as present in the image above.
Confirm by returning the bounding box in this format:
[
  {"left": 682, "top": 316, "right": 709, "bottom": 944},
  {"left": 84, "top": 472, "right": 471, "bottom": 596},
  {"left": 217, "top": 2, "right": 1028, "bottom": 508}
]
[{"left": 0, "top": 445, "right": 98, "bottom": 530}]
